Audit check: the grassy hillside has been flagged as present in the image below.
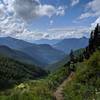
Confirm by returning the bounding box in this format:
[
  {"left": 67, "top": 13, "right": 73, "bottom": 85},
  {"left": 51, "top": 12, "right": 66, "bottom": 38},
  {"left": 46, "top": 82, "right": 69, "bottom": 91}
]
[
  {"left": 64, "top": 50, "right": 100, "bottom": 100},
  {"left": 0, "top": 62, "right": 70, "bottom": 100}
]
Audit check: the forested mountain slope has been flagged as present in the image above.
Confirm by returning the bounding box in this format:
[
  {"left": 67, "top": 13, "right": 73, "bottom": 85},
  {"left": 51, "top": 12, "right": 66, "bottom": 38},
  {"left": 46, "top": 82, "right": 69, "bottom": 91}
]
[
  {"left": 0, "top": 45, "right": 40, "bottom": 65},
  {"left": 0, "top": 56, "right": 47, "bottom": 90}
]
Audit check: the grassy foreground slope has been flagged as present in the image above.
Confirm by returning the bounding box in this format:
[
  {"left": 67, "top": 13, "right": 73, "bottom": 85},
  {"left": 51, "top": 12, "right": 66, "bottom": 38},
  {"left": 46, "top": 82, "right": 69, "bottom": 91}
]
[
  {"left": 0, "top": 63, "right": 69, "bottom": 100},
  {"left": 1, "top": 50, "right": 99, "bottom": 100},
  {"left": 64, "top": 50, "right": 100, "bottom": 100}
]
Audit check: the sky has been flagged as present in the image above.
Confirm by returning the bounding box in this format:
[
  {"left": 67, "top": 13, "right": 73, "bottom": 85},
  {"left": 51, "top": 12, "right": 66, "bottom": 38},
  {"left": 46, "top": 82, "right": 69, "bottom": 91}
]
[{"left": 0, "top": 0, "right": 100, "bottom": 41}]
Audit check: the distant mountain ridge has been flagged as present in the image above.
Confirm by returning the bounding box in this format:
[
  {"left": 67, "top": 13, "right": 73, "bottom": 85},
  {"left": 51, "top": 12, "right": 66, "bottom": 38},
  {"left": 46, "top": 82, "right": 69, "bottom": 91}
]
[
  {"left": 0, "top": 37, "right": 35, "bottom": 49},
  {"left": 53, "top": 37, "right": 88, "bottom": 54},
  {"left": 0, "top": 37, "right": 65, "bottom": 67},
  {"left": 0, "top": 45, "right": 40, "bottom": 65},
  {"left": 0, "top": 37, "right": 88, "bottom": 68}
]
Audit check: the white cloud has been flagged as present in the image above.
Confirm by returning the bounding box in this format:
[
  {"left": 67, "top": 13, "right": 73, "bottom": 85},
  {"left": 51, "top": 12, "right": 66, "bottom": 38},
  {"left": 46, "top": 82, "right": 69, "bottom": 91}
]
[
  {"left": 48, "top": 26, "right": 90, "bottom": 39},
  {"left": 91, "top": 17, "right": 100, "bottom": 28},
  {"left": 79, "top": 0, "right": 100, "bottom": 19},
  {"left": 78, "top": 0, "right": 100, "bottom": 30},
  {"left": 79, "top": 12, "right": 93, "bottom": 19},
  {"left": 3, "top": 0, "right": 14, "bottom": 12},
  {"left": 71, "top": 0, "right": 79, "bottom": 6},
  {"left": 0, "top": 0, "right": 92, "bottom": 41},
  {"left": 56, "top": 6, "right": 66, "bottom": 16},
  {"left": 0, "top": 3, "right": 6, "bottom": 20},
  {"left": 0, "top": 15, "right": 90, "bottom": 40},
  {"left": 0, "top": 15, "right": 49, "bottom": 41},
  {"left": 0, "top": 0, "right": 67, "bottom": 41},
  {"left": 14, "top": 0, "right": 66, "bottom": 20},
  {"left": 37, "top": 5, "right": 56, "bottom": 18}
]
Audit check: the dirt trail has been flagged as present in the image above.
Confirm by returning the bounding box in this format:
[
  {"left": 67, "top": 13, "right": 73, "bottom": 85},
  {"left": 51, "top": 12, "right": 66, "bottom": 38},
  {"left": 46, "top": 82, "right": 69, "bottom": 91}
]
[{"left": 53, "top": 72, "right": 74, "bottom": 100}]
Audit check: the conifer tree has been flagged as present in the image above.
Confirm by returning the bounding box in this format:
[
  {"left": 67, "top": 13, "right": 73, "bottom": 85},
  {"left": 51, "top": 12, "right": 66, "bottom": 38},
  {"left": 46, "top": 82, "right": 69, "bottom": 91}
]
[
  {"left": 69, "top": 49, "right": 76, "bottom": 72},
  {"left": 69, "top": 49, "right": 74, "bottom": 62},
  {"left": 84, "top": 23, "right": 100, "bottom": 59}
]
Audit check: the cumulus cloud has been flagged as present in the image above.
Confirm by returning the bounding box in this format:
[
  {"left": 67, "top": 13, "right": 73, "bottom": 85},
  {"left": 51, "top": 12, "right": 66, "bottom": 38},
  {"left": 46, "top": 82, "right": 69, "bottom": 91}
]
[
  {"left": 3, "top": 0, "right": 14, "bottom": 13},
  {"left": 0, "top": 0, "right": 67, "bottom": 41},
  {"left": 14, "top": 0, "right": 40, "bottom": 20},
  {"left": 71, "top": 0, "right": 79, "bottom": 6},
  {"left": 13, "top": 0, "right": 66, "bottom": 21},
  {"left": 0, "top": 15, "right": 49, "bottom": 41},
  {"left": 0, "top": 3, "right": 6, "bottom": 20},
  {"left": 37, "top": 5, "right": 56, "bottom": 18},
  {"left": 91, "top": 17, "right": 100, "bottom": 28},
  {"left": 87, "top": 0, "right": 100, "bottom": 16},
  {"left": 56, "top": 6, "right": 66, "bottom": 16},
  {"left": 0, "top": 0, "right": 90, "bottom": 41},
  {"left": 78, "top": 0, "right": 100, "bottom": 30},
  {"left": 0, "top": 14, "right": 90, "bottom": 40},
  {"left": 79, "top": 12, "right": 93, "bottom": 19},
  {"left": 79, "top": 0, "right": 100, "bottom": 19},
  {"left": 0, "top": 0, "right": 15, "bottom": 20}
]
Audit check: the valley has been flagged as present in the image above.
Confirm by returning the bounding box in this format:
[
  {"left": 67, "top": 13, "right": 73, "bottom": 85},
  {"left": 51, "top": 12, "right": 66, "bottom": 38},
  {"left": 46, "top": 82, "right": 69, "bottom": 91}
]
[
  {"left": 0, "top": 0, "right": 100, "bottom": 100},
  {"left": 0, "top": 24, "right": 100, "bottom": 100}
]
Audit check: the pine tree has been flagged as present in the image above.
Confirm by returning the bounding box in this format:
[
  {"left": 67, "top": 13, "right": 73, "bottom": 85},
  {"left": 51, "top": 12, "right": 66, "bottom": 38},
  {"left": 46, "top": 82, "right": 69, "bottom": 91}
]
[
  {"left": 69, "top": 49, "right": 76, "bottom": 72},
  {"left": 84, "top": 23, "right": 100, "bottom": 59},
  {"left": 93, "top": 23, "right": 100, "bottom": 49},
  {"left": 69, "top": 49, "right": 74, "bottom": 62}
]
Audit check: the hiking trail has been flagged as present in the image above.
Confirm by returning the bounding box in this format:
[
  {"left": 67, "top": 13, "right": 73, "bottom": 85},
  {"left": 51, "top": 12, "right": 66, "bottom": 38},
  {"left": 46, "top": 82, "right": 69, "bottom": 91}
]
[{"left": 53, "top": 72, "right": 75, "bottom": 100}]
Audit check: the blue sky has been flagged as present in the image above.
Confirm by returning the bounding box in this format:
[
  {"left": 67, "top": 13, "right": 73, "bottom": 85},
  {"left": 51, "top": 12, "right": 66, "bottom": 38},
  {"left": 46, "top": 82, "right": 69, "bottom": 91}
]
[
  {"left": 29, "top": 0, "right": 90, "bottom": 30},
  {"left": 0, "top": 0, "right": 100, "bottom": 41}
]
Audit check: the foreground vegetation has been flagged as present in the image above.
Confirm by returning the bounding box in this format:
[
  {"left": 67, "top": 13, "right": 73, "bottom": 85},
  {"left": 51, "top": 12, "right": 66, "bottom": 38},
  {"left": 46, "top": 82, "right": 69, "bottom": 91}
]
[
  {"left": 0, "top": 60, "right": 70, "bottom": 100},
  {"left": 64, "top": 50, "right": 100, "bottom": 100},
  {"left": 1, "top": 50, "right": 100, "bottom": 100},
  {"left": 64, "top": 24, "right": 100, "bottom": 100}
]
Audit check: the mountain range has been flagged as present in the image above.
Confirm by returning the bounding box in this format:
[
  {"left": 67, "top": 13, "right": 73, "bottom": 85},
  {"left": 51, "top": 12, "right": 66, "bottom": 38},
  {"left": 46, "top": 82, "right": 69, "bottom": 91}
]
[
  {"left": 0, "top": 37, "right": 65, "bottom": 67},
  {"left": 53, "top": 37, "right": 88, "bottom": 53},
  {"left": 0, "top": 37, "right": 88, "bottom": 68}
]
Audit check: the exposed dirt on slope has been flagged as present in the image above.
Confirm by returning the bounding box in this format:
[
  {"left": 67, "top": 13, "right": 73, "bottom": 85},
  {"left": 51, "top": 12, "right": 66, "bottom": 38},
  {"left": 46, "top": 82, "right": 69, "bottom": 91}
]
[{"left": 53, "top": 72, "right": 75, "bottom": 100}]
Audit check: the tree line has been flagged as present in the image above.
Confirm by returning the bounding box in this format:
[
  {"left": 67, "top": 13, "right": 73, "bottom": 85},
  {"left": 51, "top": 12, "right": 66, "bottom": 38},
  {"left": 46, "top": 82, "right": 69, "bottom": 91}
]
[{"left": 67, "top": 24, "right": 100, "bottom": 73}]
